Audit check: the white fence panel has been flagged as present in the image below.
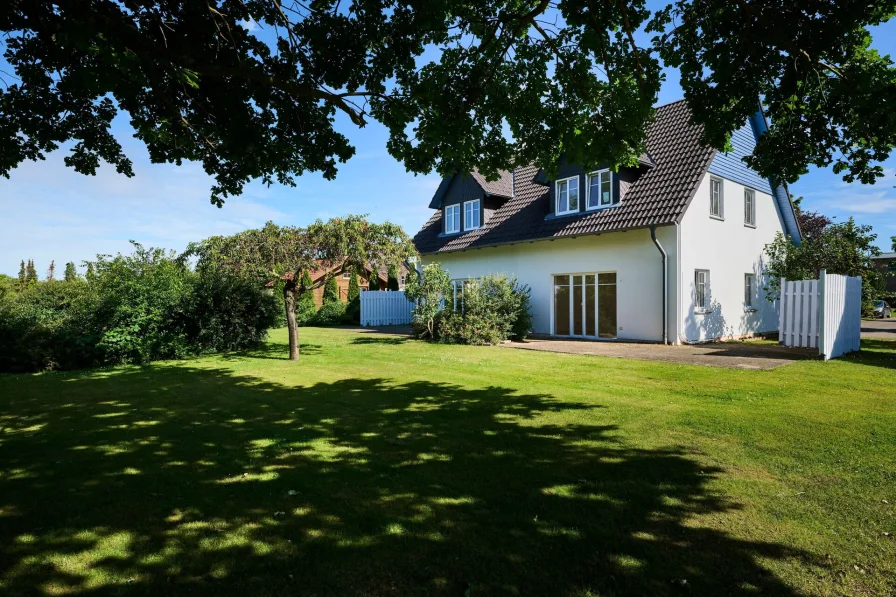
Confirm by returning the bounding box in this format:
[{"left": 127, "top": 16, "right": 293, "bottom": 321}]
[
  {"left": 819, "top": 272, "right": 862, "bottom": 360},
  {"left": 360, "top": 290, "right": 414, "bottom": 326},
  {"left": 780, "top": 278, "right": 818, "bottom": 348},
  {"left": 779, "top": 270, "right": 861, "bottom": 359}
]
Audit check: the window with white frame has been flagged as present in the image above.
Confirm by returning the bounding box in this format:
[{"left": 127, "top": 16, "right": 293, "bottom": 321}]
[
  {"left": 744, "top": 273, "right": 755, "bottom": 309},
  {"left": 343, "top": 271, "right": 351, "bottom": 279},
  {"left": 744, "top": 189, "right": 756, "bottom": 227},
  {"left": 695, "top": 270, "right": 709, "bottom": 310},
  {"left": 464, "top": 199, "right": 481, "bottom": 230},
  {"left": 555, "top": 176, "right": 580, "bottom": 215},
  {"left": 587, "top": 170, "right": 615, "bottom": 209},
  {"left": 451, "top": 279, "right": 470, "bottom": 312},
  {"left": 710, "top": 177, "right": 723, "bottom": 219},
  {"left": 444, "top": 204, "right": 460, "bottom": 234}
]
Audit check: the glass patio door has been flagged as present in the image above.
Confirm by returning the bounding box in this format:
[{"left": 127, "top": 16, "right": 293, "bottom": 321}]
[{"left": 553, "top": 273, "right": 616, "bottom": 339}]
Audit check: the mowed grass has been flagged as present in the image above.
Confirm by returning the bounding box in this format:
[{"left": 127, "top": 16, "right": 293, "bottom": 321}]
[{"left": 0, "top": 328, "right": 894, "bottom": 596}]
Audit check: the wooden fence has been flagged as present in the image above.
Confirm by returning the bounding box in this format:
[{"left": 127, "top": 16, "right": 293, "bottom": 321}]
[
  {"left": 779, "top": 270, "right": 861, "bottom": 360},
  {"left": 360, "top": 290, "right": 414, "bottom": 326}
]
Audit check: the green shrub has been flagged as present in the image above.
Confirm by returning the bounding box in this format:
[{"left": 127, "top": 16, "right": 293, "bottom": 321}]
[
  {"left": 387, "top": 264, "right": 400, "bottom": 291},
  {"left": 310, "top": 300, "right": 347, "bottom": 326},
  {"left": 0, "top": 243, "right": 277, "bottom": 372},
  {"left": 464, "top": 275, "right": 532, "bottom": 341},
  {"left": 437, "top": 312, "right": 504, "bottom": 345},
  {"left": 405, "top": 263, "right": 451, "bottom": 339}
]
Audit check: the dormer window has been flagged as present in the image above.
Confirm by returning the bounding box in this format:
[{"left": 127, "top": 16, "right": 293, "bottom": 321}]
[
  {"left": 445, "top": 204, "right": 460, "bottom": 234},
  {"left": 556, "top": 176, "right": 579, "bottom": 215},
  {"left": 587, "top": 170, "right": 615, "bottom": 209},
  {"left": 464, "top": 199, "right": 481, "bottom": 230}
]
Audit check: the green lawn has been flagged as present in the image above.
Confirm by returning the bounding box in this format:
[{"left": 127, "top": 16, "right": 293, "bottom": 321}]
[{"left": 1, "top": 328, "right": 894, "bottom": 596}]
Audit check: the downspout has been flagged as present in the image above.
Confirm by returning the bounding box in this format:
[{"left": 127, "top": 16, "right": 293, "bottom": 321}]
[{"left": 650, "top": 226, "right": 668, "bottom": 345}]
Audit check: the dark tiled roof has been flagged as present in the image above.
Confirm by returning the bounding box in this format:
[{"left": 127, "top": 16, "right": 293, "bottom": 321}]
[
  {"left": 414, "top": 100, "right": 716, "bottom": 255},
  {"left": 471, "top": 169, "right": 514, "bottom": 197}
]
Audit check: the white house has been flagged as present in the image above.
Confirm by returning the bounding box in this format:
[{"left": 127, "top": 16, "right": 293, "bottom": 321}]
[{"left": 413, "top": 100, "right": 802, "bottom": 344}]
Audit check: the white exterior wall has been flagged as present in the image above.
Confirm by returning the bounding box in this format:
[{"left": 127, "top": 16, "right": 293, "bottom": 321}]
[
  {"left": 678, "top": 172, "right": 785, "bottom": 342},
  {"left": 424, "top": 227, "right": 678, "bottom": 342}
]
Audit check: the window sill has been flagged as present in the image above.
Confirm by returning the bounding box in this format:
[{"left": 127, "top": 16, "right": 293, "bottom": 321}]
[
  {"left": 744, "top": 307, "right": 758, "bottom": 313},
  {"left": 463, "top": 226, "right": 482, "bottom": 232},
  {"left": 585, "top": 203, "right": 621, "bottom": 212},
  {"left": 709, "top": 215, "right": 725, "bottom": 221},
  {"left": 744, "top": 223, "right": 756, "bottom": 229},
  {"left": 438, "top": 231, "right": 462, "bottom": 237},
  {"left": 694, "top": 308, "right": 713, "bottom": 315},
  {"left": 544, "top": 210, "right": 583, "bottom": 221}
]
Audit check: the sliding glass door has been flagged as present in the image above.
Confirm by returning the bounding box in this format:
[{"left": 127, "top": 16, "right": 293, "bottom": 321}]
[{"left": 553, "top": 273, "right": 616, "bottom": 339}]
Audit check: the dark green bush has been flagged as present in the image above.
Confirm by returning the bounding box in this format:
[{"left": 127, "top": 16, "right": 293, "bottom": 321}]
[
  {"left": 310, "top": 300, "right": 347, "bottom": 326},
  {"left": 322, "top": 275, "right": 339, "bottom": 304}
]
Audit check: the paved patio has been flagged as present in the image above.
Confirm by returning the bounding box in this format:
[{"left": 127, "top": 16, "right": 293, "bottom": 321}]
[
  {"left": 503, "top": 338, "right": 818, "bottom": 370},
  {"left": 861, "top": 318, "right": 896, "bottom": 340}
]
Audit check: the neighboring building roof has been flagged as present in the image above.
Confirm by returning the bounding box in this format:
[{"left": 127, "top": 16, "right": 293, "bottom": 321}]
[
  {"left": 414, "top": 99, "right": 717, "bottom": 255},
  {"left": 872, "top": 252, "right": 896, "bottom": 260}
]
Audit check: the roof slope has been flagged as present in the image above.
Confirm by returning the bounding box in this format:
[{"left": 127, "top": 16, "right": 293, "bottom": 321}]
[
  {"left": 471, "top": 169, "right": 514, "bottom": 197},
  {"left": 414, "top": 100, "right": 716, "bottom": 255}
]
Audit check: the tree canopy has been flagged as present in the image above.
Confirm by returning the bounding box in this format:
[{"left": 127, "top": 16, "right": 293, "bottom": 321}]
[{"left": 3, "top": 1, "right": 895, "bottom": 205}]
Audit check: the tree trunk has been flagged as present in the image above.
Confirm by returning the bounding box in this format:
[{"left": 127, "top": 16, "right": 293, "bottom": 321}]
[{"left": 283, "top": 278, "right": 300, "bottom": 360}]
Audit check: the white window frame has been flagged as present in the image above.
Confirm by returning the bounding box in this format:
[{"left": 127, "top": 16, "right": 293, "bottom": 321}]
[
  {"left": 710, "top": 177, "right": 724, "bottom": 219},
  {"left": 586, "top": 169, "right": 615, "bottom": 210},
  {"left": 744, "top": 273, "right": 756, "bottom": 310},
  {"left": 744, "top": 189, "right": 756, "bottom": 227},
  {"left": 695, "top": 269, "right": 710, "bottom": 311},
  {"left": 463, "top": 199, "right": 481, "bottom": 231},
  {"left": 444, "top": 204, "right": 460, "bottom": 234},
  {"left": 343, "top": 272, "right": 351, "bottom": 279},
  {"left": 555, "top": 176, "right": 580, "bottom": 215}
]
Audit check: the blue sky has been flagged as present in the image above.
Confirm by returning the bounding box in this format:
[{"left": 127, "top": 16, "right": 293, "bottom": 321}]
[{"left": 2, "top": 14, "right": 896, "bottom": 276}]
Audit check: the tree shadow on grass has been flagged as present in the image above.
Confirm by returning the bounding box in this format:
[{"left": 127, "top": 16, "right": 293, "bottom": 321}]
[
  {"left": 350, "top": 336, "right": 409, "bottom": 345},
  {"left": 0, "top": 366, "right": 810, "bottom": 596},
  {"left": 219, "top": 341, "right": 323, "bottom": 361}
]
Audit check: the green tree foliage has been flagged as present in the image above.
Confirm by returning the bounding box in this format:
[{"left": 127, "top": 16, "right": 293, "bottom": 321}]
[
  {"left": 63, "top": 262, "right": 78, "bottom": 282},
  {"left": 85, "top": 262, "right": 96, "bottom": 283},
  {"left": 17, "top": 260, "right": 26, "bottom": 290},
  {"left": 0, "top": 275, "right": 15, "bottom": 302},
  {"left": 764, "top": 218, "right": 884, "bottom": 310},
  {"left": 0, "top": 242, "right": 278, "bottom": 372},
  {"left": 322, "top": 276, "right": 339, "bottom": 305},
  {"left": 5, "top": 3, "right": 893, "bottom": 201},
  {"left": 404, "top": 263, "right": 452, "bottom": 339},
  {"left": 188, "top": 216, "right": 415, "bottom": 359},
  {"left": 387, "top": 264, "right": 400, "bottom": 291}
]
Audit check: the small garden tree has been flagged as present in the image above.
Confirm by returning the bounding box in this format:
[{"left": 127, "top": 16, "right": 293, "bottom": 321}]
[
  {"left": 404, "top": 263, "right": 451, "bottom": 339},
  {"left": 189, "top": 216, "right": 415, "bottom": 360}
]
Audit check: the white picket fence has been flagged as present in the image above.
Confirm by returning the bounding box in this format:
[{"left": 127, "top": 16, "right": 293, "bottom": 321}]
[
  {"left": 360, "top": 290, "right": 414, "bottom": 326},
  {"left": 779, "top": 270, "right": 862, "bottom": 360}
]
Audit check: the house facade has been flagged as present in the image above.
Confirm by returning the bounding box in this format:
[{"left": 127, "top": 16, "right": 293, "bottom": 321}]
[{"left": 413, "top": 100, "right": 802, "bottom": 344}]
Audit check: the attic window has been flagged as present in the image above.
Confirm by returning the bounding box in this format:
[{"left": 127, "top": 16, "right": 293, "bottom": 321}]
[
  {"left": 445, "top": 204, "right": 460, "bottom": 234},
  {"left": 464, "top": 199, "right": 481, "bottom": 230},
  {"left": 587, "top": 170, "right": 615, "bottom": 209},
  {"left": 556, "top": 176, "right": 579, "bottom": 215}
]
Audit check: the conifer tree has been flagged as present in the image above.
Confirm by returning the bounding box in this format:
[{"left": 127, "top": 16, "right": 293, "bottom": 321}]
[
  {"left": 322, "top": 275, "right": 339, "bottom": 305},
  {"left": 346, "top": 267, "right": 361, "bottom": 323},
  {"left": 296, "top": 270, "right": 317, "bottom": 324},
  {"left": 46, "top": 260, "right": 56, "bottom": 281},
  {"left": 64, "top": 262, "right": 78, "bottom": 281},
  {"left": 85, "top": 262, "right": 96, "bottom": 283},
  {"left": 25, "top": 259, "right": 37, "bottom": 286},
  {"left": 387, "top": 264, "right": 400, "bottom": 291},
  {"left": 17, "top": 260, "right": 26, "bottom": 290}
]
